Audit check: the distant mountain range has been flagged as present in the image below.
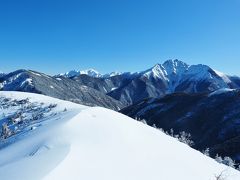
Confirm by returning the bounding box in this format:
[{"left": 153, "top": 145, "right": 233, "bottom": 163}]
[
  {"left": 59, "top": 68, "right": 124, "bottom": 78},
  {"left": 61, "top": 59, "right": 240, "bottom": 105},
  {"left": 1, "top": 59, "right": 240, "bottom": 108},
  {"left": 0, "top": 69, "right": 123, "bottom": 110}
]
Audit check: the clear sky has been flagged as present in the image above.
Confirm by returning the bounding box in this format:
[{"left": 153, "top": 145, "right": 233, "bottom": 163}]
[{"left": 0, "top": 0, "right": 239, "bottom": 75}]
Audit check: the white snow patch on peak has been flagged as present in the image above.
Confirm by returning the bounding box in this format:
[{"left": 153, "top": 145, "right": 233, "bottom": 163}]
[
  {"left": 60, "top": 69, "right": 102, "bottom": 78},
  {"left": 79, "top": 69, "right": 102, "bottom": 78},
  {"left": 142, "top": 59, "right": 189, "bottom": 81},
  {"left": 60, "top": 70, "right": 80, "bottom": 78},
  {"left": 103, "top": 71, "right": 123, "bottom": 78},
  {"left": 30, "top": 71, "right": 42, "bottom": 77},
  {"left": 151, "top": 64, "right": 168, "bottom": 79},
  {"left": 20, "top": 78, "right": 33, "bottom": 87},
  {"left": 142, "top": 64, "right": 168, "bottom": 80},
  {"left": 185, "top": 64, "right": 213, "bottom": 80},
  {"left": 209, "top": 88, "right": 235, "bottom": 97},
  {"left": 214, "top": 69, "right": 232, "bottom": 83},
  {"left": 162, "top": 59, "right": 189, "bottom": 75}
]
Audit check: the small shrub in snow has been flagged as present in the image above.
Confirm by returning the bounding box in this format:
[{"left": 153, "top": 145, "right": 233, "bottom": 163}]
[
  {"left": 1, "top": 123, "right": 12, "bottom": 139},
  {"left": 202, "top": 148, "right": 210, "bottom": 156},
  {"left": 222, "top": 156, "right": 236, "bottom": 168},
  {"left": 215, "top": 154, "right": 239, "bottom": 170},
  {"left": 152, "top": 126, "right": 194, "bottom": 147},
  {"left": 140, "top": 119, "right": 147, "bottom": 124},
  {"left": 152, "top": 124, "right": 157, "bottom": 128},
  {"left": 215, "top": 154, "right": 223, "bottom": 164},
  {"left": 0, "top": 97, "right": 60, "bottom": 140},
  {"left": 170, "top": 128, "right": 174, "bottom": 137},
  {"left": 178, "top": 131, "right": 194, "bottom": 146}
]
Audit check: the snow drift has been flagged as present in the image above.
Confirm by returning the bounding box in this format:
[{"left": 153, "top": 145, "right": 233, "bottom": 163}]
[{"left": 0, "top": 91, "right": 239, "bottom": 180}]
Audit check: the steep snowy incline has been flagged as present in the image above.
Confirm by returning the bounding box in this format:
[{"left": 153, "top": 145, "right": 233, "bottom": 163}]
[{"left": 0, "top": 92, "right": 239, "bottom": 180}]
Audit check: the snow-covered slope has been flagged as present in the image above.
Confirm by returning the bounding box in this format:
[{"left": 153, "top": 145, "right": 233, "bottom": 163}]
[
  {"left": 120, "top": 89, "right": 240, "bottom": 164},
  {"left": 0, "top": 92, "right": 239, "bottom": 180}
]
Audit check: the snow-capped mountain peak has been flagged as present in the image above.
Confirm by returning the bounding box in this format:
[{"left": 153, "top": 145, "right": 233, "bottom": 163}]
[
  {"left": 60, "top": 70, "right": 80, "bottom": 78},
  {"left": 79, "top": 68, "right": 102, "bottom": 78},
  {"left": 162, "top": 59, "right": 189, "bottom": 75},
  {"left": 214, "top": 69, "right": 232, "bottom": 83},
  {"left": 103, "top": 71, "right": 123, "bottom": 78},
  {"left": 60, "top": 69, "right": 102, "bottom": 78},
  {"left": 145, "top": 63, "right": 168, "bottom": 79},
  {"left": 141, "top": 59, "right": 190, "bottom": 81}
]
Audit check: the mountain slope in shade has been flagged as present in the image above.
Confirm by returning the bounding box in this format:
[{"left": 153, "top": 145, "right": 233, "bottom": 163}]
[
  {"left": 70, "top": 73, "right": 134, "bottom": 95},
  {"left": 120, "top": 89, "right": 240, "bottom": 163},
  {"left": 0, "top": 70, "right": 123, "bottom": 110},
  {"left": 0, "top": 91, "right": 240, "bottom": 180}
]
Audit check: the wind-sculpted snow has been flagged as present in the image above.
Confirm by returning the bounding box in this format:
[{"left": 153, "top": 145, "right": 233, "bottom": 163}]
[{"left": 0, "top": 91, "right": 239, "bottom": 180}]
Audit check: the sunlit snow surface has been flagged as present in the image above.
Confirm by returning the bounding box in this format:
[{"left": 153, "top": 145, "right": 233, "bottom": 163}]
[{"left": 0, "top": 91, "right": 239, "bottom": 180}]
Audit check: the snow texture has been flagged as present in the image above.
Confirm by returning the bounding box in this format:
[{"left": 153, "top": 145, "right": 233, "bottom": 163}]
[{"left": 0, "top": 91, "right": 239, "bottom": 180}]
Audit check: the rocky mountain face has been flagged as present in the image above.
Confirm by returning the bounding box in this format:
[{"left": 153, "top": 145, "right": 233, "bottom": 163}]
[
  {"left": 0, "top": 70, "right": 123, "bottom": 110},
  {"left": 120, "top": 89, "right": 240, "bottom": 163},
  {"left": 107, "top": 60, "right": 239, "bottom": 105},
  {"left": 69, "top": 74, "right": 133, "bottom": 94}
]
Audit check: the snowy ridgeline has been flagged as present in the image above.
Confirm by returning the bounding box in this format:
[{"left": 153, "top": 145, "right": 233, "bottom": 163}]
[{"left": 0, "top": 92, "right": 240, "bottom": 180}]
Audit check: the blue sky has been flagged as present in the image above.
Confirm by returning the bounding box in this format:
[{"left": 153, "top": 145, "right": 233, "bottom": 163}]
[{"left": 0, "top": 0, "right": 239, "bottom": 75}]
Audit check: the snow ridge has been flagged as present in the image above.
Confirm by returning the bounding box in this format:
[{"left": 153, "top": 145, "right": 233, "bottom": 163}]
[{"left": 0, "top": 92, "right": 240, "bottom": 180}]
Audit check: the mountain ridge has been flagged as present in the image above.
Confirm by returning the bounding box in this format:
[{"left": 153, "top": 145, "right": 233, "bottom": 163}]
[
  {"left": 0, "top": 69, "right": 123, "bottom": 110},
  {"left": 1, "top": 59, "right": 240, "bottom": 107}
]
